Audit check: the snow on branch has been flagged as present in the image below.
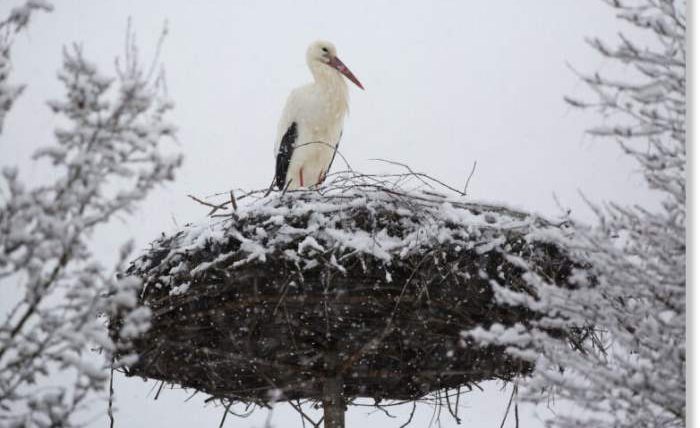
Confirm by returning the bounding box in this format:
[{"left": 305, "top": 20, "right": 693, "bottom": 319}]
[
  {"left": 0, "top": 21, "right": 182, "bottom": 426},
  {"left": 470, "top": 1, "right": 686, "bottom": 427},
  {"left": 0, "top": 1, "right": 53, "bottom": 132}
]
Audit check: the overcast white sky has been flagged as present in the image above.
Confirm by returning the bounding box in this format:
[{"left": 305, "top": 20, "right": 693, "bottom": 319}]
[{"left": 0, "top": 1, "right": 660, "bottom": 427}]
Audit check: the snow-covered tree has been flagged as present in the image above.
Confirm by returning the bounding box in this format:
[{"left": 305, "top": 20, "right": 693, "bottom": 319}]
[
  {"left": 0, "top": 0, "right": 52, "bottom": 132},
  {"left": 470, "top": 1, "right": 685, "bottom": 427},
  {"left": 0, "top": 3, "right": 182, "bottom": 426}
]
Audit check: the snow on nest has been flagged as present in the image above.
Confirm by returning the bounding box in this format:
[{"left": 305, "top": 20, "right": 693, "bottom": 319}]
[{"left": 131, "top": 182, "right": 570, "bottom": 295}]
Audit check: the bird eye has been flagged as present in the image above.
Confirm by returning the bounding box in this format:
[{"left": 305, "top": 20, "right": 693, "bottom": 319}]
[{"left": 321, "top": 47, "right": 328, "bottom": 53}]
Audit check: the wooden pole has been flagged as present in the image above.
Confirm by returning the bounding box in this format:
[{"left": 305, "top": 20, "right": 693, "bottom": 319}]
[
  {"left": 322, "top": 375, "right": 345, "bottom": 428},
  {"left": 322, "top": 352, "right": 345, "bottom": 428}
]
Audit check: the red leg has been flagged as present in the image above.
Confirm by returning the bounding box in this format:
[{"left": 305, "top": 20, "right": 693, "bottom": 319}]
[
  {"left": 298, "top": 168, "right": 304, "bottom": 187},
  {"left": 317, "top": 170, "right": 325, "bottom": 185}
]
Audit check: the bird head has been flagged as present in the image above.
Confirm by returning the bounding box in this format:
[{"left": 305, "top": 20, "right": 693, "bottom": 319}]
[{"left": 307, "top": 40, "right": 364, "bottom": 90}]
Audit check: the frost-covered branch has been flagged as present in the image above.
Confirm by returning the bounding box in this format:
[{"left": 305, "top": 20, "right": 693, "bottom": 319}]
[
  {"left": 471, "top": 1, "right": 685, "bottom": 427},
  {"left": 0, "top": 0, "right": 53, "bottom": 132},
  {"left": 0, "top": 17, "right": 182, "bottom": 426}
]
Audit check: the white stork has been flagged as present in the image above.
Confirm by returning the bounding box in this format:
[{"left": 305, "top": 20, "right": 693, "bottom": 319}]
[{"left": 273, "top": 40, "right": 363, "bottom": 190}]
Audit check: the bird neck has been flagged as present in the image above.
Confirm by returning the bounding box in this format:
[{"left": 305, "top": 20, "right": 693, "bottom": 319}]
[{"left": 310, "top": 63, "right": 349, "bottom": 106}]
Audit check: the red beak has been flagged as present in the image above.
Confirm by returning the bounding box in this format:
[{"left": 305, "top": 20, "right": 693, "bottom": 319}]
[{"left": 328, "top": 56, "right": 364, "bottom": 90}]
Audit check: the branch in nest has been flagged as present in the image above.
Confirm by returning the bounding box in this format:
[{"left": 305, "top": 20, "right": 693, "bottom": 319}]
[
  {"left": 289, "top": 400, "right": 323, "bottom": 428},
  {"left": 499, "top": 383, "right": 518, "bottom": 428},
  {"left": 369, "top": 158, "right": 467, "bottom": 196},
  {"left": 187, "top": 194, "right": 228, "bottom": 216},
  {"left": 463, "top": 161, "right": 477, "bottom": 195},
  {"left": 399, "top": 401, "right": 418, "bottom": 428},
  {"left": 229, "top": 191, "right": 238, "bottom": 213}
]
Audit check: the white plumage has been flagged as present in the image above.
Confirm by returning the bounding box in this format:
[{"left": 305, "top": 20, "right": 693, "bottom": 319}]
[{"left": 273, "top": 40, "right": 363, "bottom": 190}]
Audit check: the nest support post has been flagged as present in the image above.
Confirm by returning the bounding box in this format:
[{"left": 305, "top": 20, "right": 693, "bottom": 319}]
[
  {"left": 322, "top": 351, "right": 345, "bottom": 428},
  {"left": 322, "top": 375, "right": 345, "bottom": 428}
]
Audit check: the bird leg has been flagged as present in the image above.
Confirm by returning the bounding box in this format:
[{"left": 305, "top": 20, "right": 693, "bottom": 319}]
[
  {"left": 317, "top": 170, "right": 325, "bottom": 186},
  {"left": 298, "top": 168, "right": 305, "bottom": 187}
]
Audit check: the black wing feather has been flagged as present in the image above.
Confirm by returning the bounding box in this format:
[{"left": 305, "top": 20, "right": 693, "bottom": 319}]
[{"left": 275, "top": 122, "right": 297, "bottom": 190}]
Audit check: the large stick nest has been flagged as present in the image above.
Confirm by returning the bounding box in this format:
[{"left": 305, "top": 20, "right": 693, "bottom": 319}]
[{"left": 112, "top": 169, "right": 579, "bottom": 406}]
